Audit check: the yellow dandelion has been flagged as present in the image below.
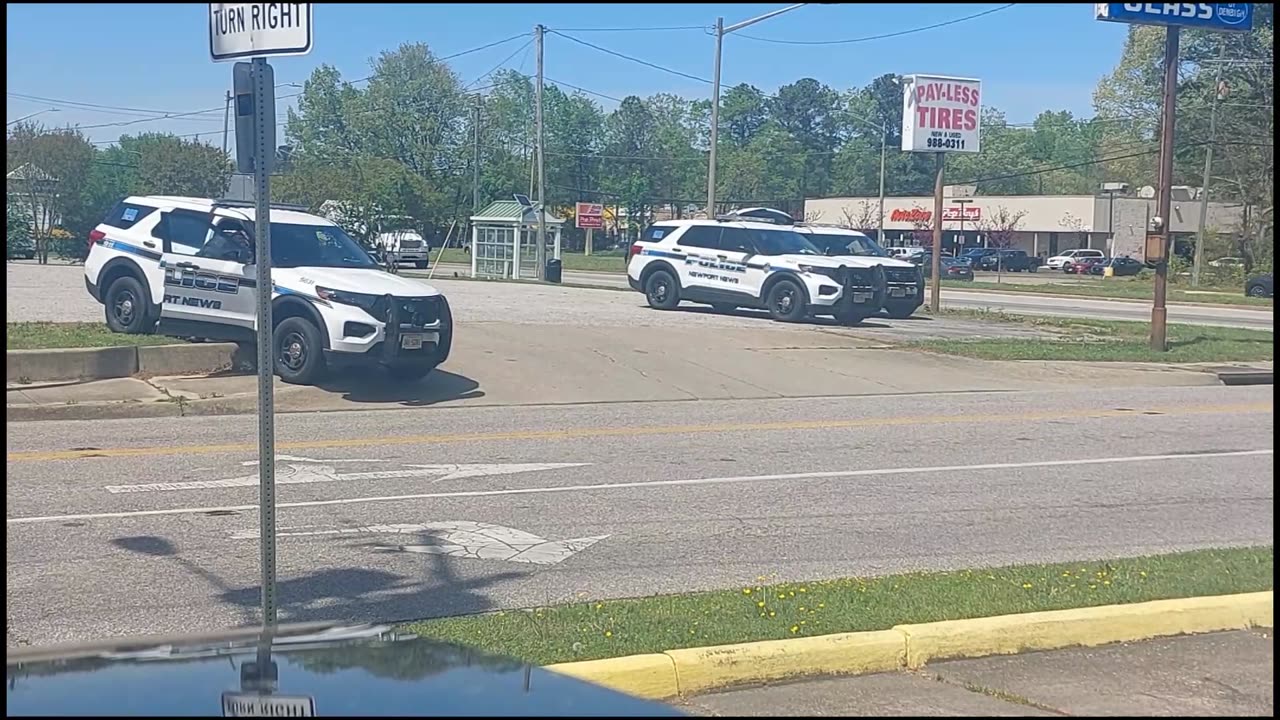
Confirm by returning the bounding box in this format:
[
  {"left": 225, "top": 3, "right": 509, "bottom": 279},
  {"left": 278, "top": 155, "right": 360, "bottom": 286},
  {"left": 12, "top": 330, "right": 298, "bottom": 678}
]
[
  {"left": 1089, "top": 584, "right": 1097, "bottom": 590},
  {"left": 604, "top": 630, "right": 612, "bottom": 638},
  {"left": 1103, "top": 580, "right": 1111, "bottom": 585},
  {"left": 769, "top": 611, "right": 776, "bottom": 618},
  {"left": 1062, "top": 571, "right": 1071, "bottom": 577},
  {"left": 799, "top": 606, "right": 806, "bottom": 611},
  {"left": 1022, "top": 582, "right": 1033, "bottom": 589},
  {"left": 594, "top": 602, "right": 603, "bottom": 610},
  {"left": 818, "top": 603, "right": 825, "bottom": 608},
  {"left": 757, "top": 600, "right": 765, "bottom": 608},
  {"left": 798, "top": 587, "right": 807, "bottom": 593},
  {"left": 743, "top": 589, "right": 752, "bottom": 595},
  {"left": 1140, "top": 571, "right": 1147, "bottom": 577},
  {"left": 790, "top": 625, "right": 799, "bottom": 633}
]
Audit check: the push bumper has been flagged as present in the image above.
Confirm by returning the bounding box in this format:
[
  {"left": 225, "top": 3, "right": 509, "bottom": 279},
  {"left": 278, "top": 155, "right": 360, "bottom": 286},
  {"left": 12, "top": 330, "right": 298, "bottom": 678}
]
[{"left": 326, "top": 294, "right": 453, "bottom": 370}]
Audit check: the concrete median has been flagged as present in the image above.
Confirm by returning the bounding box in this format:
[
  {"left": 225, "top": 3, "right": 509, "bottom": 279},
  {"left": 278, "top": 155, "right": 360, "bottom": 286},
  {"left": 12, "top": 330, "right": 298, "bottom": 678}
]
[
  {"left": 7, "top": 343, "right": 240, "bottom": 383},
  {"left": 543, "top": 591, "right": 1273, "bottom": 700}
]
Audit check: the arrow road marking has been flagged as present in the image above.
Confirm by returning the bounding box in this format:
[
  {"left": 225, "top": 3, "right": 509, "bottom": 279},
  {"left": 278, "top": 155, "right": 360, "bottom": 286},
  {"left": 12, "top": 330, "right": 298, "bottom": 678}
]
[
  {"left": 104, "top": 462, "right": 589, "bottom": 494},
  {"left": 240, "top": 455, "right": 388, "bottom": 466},
  {"left": 230, "top": 521, "right": 609, "bottom": 566}
]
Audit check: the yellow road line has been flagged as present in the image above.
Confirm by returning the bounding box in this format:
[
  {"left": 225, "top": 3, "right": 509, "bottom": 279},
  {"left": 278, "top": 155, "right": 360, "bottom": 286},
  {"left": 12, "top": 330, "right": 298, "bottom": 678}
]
[{"left": 6, "top": 402, "right": 1271, "bottom": 463}]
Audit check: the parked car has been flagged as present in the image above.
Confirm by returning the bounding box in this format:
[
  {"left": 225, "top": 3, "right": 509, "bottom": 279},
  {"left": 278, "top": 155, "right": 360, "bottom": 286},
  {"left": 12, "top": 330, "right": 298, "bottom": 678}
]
[
  {"left": 1045, "top": 248, "right": 1106, "bottom": 272},
  {"left": 1071, "top": 256, "right": 1110, "bottom": 275},
  {"left": 1245, "top": 273, "right": 1273, "bottom": 298},
  {"left": 1088, "top": 256, "right": 1145, "bottom": 277},
  {"left": 1210, "top": 256, "right": 1245, "bottom": 268},
  {"left": 923, "top": 256, "right": 974, "bottom": 281},
  {"left": 977, "top": 249, "right": 1041, "bottom": 272},
  {"left": 962, "top": 248, "right": 998, "bottom": 267},
  {"left": 6, "top": 236, "right": 36, "bottom": 260}
]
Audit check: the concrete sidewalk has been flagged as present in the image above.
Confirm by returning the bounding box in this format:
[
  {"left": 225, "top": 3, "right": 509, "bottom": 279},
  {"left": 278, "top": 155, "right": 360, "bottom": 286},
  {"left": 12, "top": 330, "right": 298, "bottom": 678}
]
[
  {"left": 7, "top": 320, "right": 1245, "bottom": 421},
  {"left": 681, "top": 630, "right": 1273, "bottom": 716}
]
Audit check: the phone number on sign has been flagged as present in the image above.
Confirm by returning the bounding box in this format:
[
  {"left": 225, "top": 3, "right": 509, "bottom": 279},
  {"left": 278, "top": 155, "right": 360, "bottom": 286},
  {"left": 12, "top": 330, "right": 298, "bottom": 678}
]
[{"left": 926, "top": 137, "right": 967, "bottom": 150}]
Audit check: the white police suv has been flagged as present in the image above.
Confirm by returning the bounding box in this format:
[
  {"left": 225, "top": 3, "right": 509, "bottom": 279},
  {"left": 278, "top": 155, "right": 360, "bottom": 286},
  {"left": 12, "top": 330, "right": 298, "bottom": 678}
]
[
  {"left": 84, "top": 196, "right": 452, "bottom": 386},
  {"left": 626, "top": 209, "right": 923, "bottom": 323}
]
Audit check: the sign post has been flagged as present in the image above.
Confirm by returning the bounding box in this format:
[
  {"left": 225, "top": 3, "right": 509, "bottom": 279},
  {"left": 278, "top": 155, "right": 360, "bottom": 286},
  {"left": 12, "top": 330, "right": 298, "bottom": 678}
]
[
  {"left": 900, "top": 73, "right": 983, "bottom": 312},
  {"left": 210, "top": 2, "right": 314, "bottom": 632},
  {"left": 575, "top": 202, "right": 604, "bottom": 256},
  {"left": 1094, "top": 3, "right": 1253, "bottom": 350}
]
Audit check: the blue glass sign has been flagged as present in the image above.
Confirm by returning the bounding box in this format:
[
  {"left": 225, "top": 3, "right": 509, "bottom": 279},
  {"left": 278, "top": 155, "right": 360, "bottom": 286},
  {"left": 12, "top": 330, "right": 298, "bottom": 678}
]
[{"left": 1095, "top": 3, "right": 1254, "bottom": 32}]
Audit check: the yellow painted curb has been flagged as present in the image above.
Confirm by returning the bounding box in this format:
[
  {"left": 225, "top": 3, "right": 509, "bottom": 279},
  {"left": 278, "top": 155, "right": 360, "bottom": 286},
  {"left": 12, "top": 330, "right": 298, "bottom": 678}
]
[
  {"left": 544, "top": 653, "right": 678, "bottom": 700},
  {"left": 542, "top": 591, "right": 1272, "bottom": 699},
  {"left": 664, "top": 629, "right": 904, "bottom": 695},
  {"left": 895, "top": 590, "right": 1274, "bottom": 669}
]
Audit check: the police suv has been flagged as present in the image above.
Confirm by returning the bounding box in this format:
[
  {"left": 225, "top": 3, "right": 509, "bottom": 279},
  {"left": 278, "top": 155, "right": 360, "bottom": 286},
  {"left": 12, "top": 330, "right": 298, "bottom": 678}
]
[
  {"left": 84, "top": 196, "right": 453, "bottom": 386},
  {"left": 626, "top": 209, "right": 923, "bottom": 323}
]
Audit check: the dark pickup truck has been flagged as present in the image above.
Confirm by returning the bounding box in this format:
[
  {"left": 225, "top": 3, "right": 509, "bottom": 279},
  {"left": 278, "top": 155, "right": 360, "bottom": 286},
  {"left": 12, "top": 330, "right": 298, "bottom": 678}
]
[{"left": 976, "top": 249, "right": 1041, "bottom": 272}]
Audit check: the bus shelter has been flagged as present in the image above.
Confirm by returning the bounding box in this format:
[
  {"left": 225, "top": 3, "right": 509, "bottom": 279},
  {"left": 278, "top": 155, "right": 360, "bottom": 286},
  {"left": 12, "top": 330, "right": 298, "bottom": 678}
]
[{"left": 469, "top": 200, "right": 564, "bottom": 280}]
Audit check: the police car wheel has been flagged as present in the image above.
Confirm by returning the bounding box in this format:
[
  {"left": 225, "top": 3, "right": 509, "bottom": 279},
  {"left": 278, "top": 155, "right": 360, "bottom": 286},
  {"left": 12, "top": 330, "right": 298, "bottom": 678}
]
[
  {"left": 414, "top": 261, "right": 428, "bottom": 269},
  {"left": 644, "top": 269, "right": 681, "bottom": 310},
  {"left": 274, "top": 316, "right": 326, "bottom": 385},
  {"left": 104, "top": 276, "right": 155, "bottom": 335},
  {"left": 766, "top": 279, "right": 807, "bottom": 323},
  {"left": 882, "top": 303, "right": 917, "bottom": 320}
]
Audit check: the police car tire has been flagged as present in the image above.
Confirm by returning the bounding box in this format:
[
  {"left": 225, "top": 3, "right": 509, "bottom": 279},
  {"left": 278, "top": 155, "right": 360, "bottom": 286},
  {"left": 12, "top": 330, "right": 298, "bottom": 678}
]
[
  {"left": 415, "top": 261, "right": 428, "bottom": 269},
  {"left": 103, "top": 275, "right": 156, "bottom": 335},
  {"left": 766, "top": 278, "right": 807, "bottom": 323},
  {"left": 274, "top": 316, "right": 326, "bottom": 385},
  {"left": 644, "top": 269, "right": 681, "bottom": 310},
  {"left": 883, "top": 304, "right": 917, "bottom": 320}
]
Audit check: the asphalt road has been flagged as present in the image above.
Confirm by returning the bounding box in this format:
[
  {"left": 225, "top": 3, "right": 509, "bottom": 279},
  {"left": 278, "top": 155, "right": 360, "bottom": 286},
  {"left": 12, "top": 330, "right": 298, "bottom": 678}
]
[
  {"left": 6, "top": 385, "right": 1273, "bottom": 647},
  {"left": 8, "top": 261, "right": 1272, "bottom": 330}
]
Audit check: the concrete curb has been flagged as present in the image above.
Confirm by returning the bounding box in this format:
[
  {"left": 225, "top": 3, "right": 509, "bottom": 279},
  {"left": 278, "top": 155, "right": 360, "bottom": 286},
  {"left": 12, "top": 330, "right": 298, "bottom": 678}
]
[
  {"left": 543, "top": 591, "right": 1272, "bottom": 700},
  {"left": 1217, "top": 370, "right": 1274, "bottom": 386},
  {"left": 7, "top": 343, "right": 243, "bottom": 383}
]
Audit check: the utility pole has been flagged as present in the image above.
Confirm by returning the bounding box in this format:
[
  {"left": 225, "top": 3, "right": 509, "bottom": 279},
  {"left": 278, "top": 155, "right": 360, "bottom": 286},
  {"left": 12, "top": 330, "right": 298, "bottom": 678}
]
[
  {"left": 706, "top": 16, "right": 724, "bottom": 219},
  {"left": 534, "top": 23, "right": 547, "bottom": 281},
  {"left": 1150, "top": 26, "right": 1179, "bottom": 352},
  {"left": 472, "top": 95, "right": 482, "bottom": 214},
  {"left": 877, "top": 128, "right": 887, "bottom": 243},
  {"left": 1192, "top": 44, "right": 1226, "bottom": 288},
  {"left": 930, "top": 153, "right": 944, "bottom": 313},
  {"left": 222, "top": 90, "right": 232, "bottom": 156}
]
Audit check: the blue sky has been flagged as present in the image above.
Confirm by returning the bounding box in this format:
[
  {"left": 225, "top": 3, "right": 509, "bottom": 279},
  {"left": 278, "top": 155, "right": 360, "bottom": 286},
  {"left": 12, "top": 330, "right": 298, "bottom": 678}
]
[{"left": 6, "top": 3, "right": 1130, "bottom": 146}]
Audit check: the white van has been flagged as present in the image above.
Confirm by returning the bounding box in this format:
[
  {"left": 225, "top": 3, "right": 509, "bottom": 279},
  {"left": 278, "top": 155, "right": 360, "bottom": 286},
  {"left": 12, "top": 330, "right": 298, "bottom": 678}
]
[{"left": 376, "top": 229, "right": 430, "bottom": 269}]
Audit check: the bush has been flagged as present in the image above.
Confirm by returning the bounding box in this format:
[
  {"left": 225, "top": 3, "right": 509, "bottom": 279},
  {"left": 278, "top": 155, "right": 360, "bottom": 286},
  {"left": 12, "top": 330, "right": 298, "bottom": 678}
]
[
  {"left": 48, "top": 227, "right": 87, "bottom": 263},
  {"left": 6, "top": 205, "right": 34, "bottom": 257}
]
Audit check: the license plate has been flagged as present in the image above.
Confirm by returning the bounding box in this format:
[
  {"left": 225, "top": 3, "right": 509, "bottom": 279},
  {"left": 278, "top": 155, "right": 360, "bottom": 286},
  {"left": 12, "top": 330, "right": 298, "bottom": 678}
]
[
  {"left": 889, "top": 287, "right": 905, "bottom": 298},
  {"left": 222, "top": 693, "right": 315, "bottom": 717},
  {"left": 400, "top": 334, "right": 424, "bottom": 350},
  {"left": 851, "top": 292, "right": 870, "bottom": 303}
]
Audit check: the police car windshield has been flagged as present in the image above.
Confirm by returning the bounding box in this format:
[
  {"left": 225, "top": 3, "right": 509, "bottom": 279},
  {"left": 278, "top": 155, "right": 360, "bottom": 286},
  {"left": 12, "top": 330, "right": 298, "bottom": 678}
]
[
  {"left": 753, "top": 228, "right": 822, "bottom": 256},
  {"left": 839, "top": 234, "right": 890, "bottom": 256},
  {"left": 267, "top": 223, "right": 379, "bottom": 269}
]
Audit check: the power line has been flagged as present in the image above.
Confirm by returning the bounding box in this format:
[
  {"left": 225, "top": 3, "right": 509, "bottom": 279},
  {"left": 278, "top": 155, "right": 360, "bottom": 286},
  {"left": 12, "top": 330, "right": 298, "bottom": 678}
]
[
  {"left": 548, "top": 25, "right": 709, "bottom": 32},
  {"left": 544, "top": 77, "right": 624, "bottom": 103},
  {"left": 550, "top": 31, "right": 712, "bottom": 84},
  {"left": 737, "top": 3, "right": 1019, "bottom": 45},
  {"left": 466, "top": 38, "right": 534, "bottom": 90}
]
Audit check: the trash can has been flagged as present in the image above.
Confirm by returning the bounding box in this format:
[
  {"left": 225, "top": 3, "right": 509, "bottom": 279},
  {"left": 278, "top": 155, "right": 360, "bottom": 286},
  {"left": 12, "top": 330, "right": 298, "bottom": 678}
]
[{"left": 545, "top": 258, "right": 563, "bottom": 284}]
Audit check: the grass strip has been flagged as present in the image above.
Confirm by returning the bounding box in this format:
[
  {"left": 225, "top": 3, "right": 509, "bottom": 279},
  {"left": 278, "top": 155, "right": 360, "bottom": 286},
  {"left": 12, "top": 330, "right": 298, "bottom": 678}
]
[
  {"left": 908, "top": 311, "right": 1273, "bottom": 363},
  {"left": 6, "top": 322, "right": 183, "bottom": 350},
  {"left": 942, "top": 278, "right": 1271, "bottom": 308},
  {"left": 402, "top": 546, "right": 1272, "bottom": 666}
]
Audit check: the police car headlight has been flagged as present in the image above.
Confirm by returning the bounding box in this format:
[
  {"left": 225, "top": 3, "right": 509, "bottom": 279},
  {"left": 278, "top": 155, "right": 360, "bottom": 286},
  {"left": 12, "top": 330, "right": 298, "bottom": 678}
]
[
  {"left": 798, "top": 265, "right": 841, "bottom": 280},
  {"left": 315, "top": 286, "right": 381, "bottom": 315}
]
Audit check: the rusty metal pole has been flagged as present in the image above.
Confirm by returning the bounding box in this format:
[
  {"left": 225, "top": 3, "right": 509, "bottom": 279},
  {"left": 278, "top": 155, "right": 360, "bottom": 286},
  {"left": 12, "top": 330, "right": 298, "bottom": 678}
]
[
  {"left": 929, "top": 152, "right": 945, "bottom": 312},
  {"left": 1151, "top": 26, "right": 1179, "bottom": 352}
]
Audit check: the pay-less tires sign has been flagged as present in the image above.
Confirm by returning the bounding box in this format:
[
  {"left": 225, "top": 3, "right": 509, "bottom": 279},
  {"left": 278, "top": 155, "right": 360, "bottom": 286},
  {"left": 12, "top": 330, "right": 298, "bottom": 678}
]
[{"left": 901, "top": 74, "right": 981, "bottom": 154}]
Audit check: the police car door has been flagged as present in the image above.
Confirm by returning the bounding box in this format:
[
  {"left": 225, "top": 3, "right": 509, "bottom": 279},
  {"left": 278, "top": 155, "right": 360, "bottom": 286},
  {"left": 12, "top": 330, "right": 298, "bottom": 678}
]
[
  {"left": 672, "top": 225, "right": 724, "bottom": 294},
  {"left": 717, "top": 227, "right": 764, "bottom": 298},
  {"left": 156, "top": 210, "right": 255, "bottom": 331}
]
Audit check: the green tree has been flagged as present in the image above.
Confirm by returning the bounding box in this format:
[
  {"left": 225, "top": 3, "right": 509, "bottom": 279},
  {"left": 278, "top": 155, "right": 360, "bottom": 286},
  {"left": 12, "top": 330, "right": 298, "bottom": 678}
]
[
  {"left": 7, "top": 202, "right": 33, "bottom": 257},
  {"left": 5, "top": 122, "right": 96, "bottom": 263}
]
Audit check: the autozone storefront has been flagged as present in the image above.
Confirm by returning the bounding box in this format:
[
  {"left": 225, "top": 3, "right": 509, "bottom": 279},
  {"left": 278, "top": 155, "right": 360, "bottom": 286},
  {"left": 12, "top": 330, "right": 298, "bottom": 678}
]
[{"left": 804, "top": 194, "right": 1246, "bottom": 259}]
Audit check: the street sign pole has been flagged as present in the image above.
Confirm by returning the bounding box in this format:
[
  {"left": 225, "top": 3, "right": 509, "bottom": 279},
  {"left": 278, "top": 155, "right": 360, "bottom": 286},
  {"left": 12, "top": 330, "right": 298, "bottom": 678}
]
[
  {"left": 251, "top": 56, "right": 278, "bottom": 629},
  {"left": 212, "top": 2, "right": 315, "bottom": 632},
  {"left": 930, "top": 152, "right": 944, "bottom": 312},
  {"left": 1093, "top": 3, "right": 1253, "bottom": 351}
]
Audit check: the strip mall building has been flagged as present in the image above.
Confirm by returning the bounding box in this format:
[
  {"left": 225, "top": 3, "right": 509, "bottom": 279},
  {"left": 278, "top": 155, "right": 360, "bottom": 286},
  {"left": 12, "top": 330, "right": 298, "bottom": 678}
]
[{"left": 804, "top": 187, "right": 1247, "bottom": 259}]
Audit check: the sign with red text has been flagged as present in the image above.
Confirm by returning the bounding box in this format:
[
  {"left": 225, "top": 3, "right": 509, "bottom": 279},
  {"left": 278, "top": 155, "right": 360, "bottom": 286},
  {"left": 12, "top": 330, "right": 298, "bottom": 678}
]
[
  {"left": 901, "top": 74, "right": 982, "bottom": 154},
  {"left": 575, "top": 202, "right": 604, "bottom": 229},
  {"left": 889, "top": 206, "right": 982, "bottom": 224}
]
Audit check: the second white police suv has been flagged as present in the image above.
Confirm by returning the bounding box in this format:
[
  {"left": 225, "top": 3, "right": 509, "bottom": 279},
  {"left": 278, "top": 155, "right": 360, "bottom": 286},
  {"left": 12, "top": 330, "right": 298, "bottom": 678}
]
[
  {"left": 83, "top": 196, "right": 452, "bottom": 386},
  {"left": 627, "top": 208, "right": 923, "bottom": 323}
]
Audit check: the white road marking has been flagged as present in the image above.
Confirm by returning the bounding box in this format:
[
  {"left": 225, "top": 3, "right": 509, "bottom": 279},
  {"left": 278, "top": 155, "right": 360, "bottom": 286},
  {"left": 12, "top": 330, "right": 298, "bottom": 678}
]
[
  {"left": 9, "top": 448, "right": 1270, "bottom": 525},
  {"left": 240, "top": 455, "right": 388, "bottom": 466},
  {"left": 230, "top": 521, "right": 608, "bottom": 565},
  {"left": 104, "top": 462, "right": 590, "bottom": 494}
]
